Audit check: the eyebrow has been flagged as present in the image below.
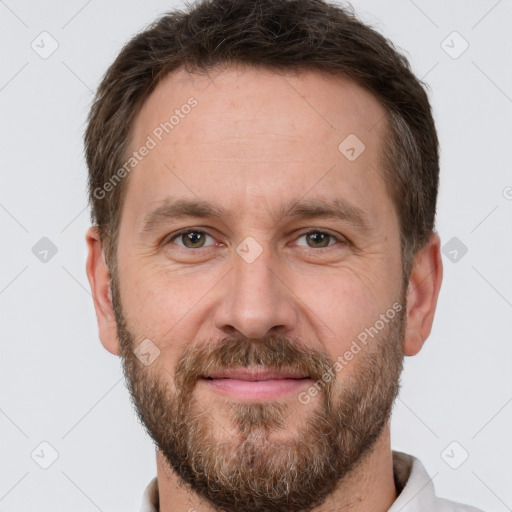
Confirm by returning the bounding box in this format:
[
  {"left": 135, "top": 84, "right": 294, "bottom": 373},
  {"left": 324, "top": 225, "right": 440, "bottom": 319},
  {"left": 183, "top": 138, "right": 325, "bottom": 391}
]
[{"left": 141, "top": 196, "right": 373, "bottom": 234}]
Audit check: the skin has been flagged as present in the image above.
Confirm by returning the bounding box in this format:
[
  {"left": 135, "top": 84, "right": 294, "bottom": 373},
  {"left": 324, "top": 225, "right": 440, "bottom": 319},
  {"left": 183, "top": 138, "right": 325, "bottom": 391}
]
[{"left": 86, "top": 64, "right": 443, "bottom": 511}]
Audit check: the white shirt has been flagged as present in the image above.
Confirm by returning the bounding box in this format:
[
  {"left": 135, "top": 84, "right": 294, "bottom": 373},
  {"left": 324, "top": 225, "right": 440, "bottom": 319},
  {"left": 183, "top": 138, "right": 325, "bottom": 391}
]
[{"left": 139, "top": 450, "right": 484, "bottom": 512}]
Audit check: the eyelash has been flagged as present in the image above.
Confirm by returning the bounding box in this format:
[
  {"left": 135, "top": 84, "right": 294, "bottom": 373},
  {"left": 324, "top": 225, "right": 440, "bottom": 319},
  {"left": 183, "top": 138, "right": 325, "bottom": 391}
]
[{"left": 165, "top": 229, "right": 347, "bottom": 250}]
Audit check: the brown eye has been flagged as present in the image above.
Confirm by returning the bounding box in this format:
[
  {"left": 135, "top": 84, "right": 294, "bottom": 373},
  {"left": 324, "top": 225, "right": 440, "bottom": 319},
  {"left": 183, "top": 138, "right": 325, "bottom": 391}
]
[
  {"left": 169, "top": 230, "right": 214, "bottom": 248},
  {"left": 296, "top": 231, "right": 341, "bottom": 248},
  {"left": 306, "top": 232, "right": 331, "bottom": 248}
]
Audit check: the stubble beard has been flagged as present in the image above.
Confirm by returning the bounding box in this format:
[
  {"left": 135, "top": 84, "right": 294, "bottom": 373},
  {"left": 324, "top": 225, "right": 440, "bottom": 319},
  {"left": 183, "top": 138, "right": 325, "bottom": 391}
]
[{"left": 113, "top": 279, "right": 406, "bottom": 512}]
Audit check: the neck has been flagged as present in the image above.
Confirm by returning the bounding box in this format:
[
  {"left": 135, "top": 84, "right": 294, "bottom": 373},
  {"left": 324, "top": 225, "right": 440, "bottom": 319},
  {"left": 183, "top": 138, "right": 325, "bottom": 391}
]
[{"left": 156, "top": 423, "right": 397, "bottom": 512}]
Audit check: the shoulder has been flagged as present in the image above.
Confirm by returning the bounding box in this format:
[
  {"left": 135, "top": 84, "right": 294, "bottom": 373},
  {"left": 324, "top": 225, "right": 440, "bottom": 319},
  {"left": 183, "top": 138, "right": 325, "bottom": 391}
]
[
  {"left": 139, "top": 476, "right": 159, "bottom": 512},
  {"left": 390, "top": 451, "right": 485, "bottom": 512}
]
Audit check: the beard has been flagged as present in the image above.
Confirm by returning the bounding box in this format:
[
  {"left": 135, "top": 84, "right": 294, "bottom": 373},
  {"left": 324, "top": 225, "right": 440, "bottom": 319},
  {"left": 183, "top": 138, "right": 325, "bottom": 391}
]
[{"left": 113, "top": 280, "right": 406, "bottom": 512}]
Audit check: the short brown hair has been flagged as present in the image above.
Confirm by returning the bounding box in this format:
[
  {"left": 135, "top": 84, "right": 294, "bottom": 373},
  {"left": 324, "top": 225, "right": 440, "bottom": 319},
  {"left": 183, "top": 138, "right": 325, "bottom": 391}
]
[{"left": 85, "top": 0, "right": 439, "bottom": 285}]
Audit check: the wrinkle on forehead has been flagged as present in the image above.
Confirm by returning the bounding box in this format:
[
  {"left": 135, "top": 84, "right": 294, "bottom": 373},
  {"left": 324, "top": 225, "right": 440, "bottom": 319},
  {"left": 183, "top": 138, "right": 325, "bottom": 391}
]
[
  {"left": 121, "top": 65, "right": 396, "bottom": 243},
  {"left": 131, "top": 64, "right": 387, "bottom": 150}
]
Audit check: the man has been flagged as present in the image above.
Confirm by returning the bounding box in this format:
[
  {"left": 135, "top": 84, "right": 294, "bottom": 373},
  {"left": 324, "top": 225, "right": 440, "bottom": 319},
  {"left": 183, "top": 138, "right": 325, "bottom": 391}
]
[{"left": 84, "top": 0, "right": 484, "bottom": 511}]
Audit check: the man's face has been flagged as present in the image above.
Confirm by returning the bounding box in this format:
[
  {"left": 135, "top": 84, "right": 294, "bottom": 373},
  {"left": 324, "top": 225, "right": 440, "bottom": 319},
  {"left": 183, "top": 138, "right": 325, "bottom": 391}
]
[{"left": 113, "top": 66, "right": 406, "bottom": 511}]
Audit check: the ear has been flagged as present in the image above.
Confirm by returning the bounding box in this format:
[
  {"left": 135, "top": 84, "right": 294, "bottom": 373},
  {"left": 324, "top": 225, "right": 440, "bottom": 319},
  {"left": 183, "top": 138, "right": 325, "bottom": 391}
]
[
  {"left": 403, "top": 232, "right": 443, "bottom": 356},
  {"left": 85, "top": 226, "right": 120, "bottom": 355}
]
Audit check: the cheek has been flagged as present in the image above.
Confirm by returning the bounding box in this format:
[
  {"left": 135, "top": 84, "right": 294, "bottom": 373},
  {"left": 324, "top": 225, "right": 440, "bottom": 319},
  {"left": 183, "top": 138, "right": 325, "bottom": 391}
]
[
  {"left": 292, "top": 267, "right": 396, "bottom": 351},
  {"left": 118, "top": 260, "right": 215, "bottom": 346}
]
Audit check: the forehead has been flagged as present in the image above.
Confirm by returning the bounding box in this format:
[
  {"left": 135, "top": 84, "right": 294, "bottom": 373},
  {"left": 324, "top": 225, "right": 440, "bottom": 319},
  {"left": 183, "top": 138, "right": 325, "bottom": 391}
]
[
  {"left": 124, "top": 65, "right": 394, "bottom": 231},
  {"left": 133, "top": 65, "right": 387, "bottom": 149}
]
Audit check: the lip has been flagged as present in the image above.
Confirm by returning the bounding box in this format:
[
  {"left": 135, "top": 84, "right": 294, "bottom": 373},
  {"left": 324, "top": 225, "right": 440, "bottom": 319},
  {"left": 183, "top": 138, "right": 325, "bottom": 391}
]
[
  {"left": 205, "top": 368, "right": 309, "bottom": 381},
  {"left": 199, "top": 368, "right": 311, "bottom": 400}
]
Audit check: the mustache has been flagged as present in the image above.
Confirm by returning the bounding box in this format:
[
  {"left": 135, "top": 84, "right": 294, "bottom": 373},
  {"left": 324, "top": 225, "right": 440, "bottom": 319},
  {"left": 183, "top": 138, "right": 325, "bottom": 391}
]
[{"left": 174, "top": 335, "right": 335, "bottom": 392}]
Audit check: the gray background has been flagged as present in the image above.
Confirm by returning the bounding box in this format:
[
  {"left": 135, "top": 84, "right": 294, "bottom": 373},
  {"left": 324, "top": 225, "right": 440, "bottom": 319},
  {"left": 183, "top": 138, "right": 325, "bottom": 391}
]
[{"left": 1, "top": 0, "right": 511, "bottom": 510}]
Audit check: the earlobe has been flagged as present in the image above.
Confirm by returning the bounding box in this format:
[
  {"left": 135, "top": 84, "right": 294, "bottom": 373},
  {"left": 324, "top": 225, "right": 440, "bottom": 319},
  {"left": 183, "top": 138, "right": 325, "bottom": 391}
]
[
  {"left": 403, "top": 232, "right": 443, "bottom": 356},
  {"left": 85, "top": 226, "right": 121, "bottom": 355}
]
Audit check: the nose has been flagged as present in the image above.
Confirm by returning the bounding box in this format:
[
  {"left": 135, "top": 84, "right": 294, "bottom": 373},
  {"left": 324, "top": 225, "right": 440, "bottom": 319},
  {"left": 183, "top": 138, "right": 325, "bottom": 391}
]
[{"left": 213, "top": 249, "right": 298, "bottom": 340}]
